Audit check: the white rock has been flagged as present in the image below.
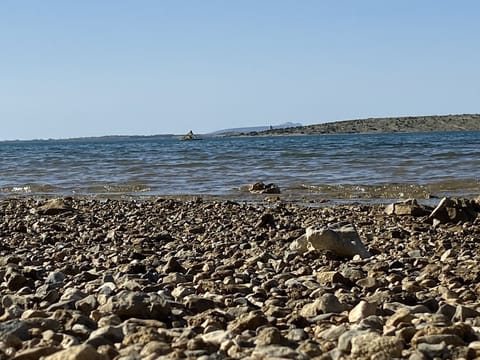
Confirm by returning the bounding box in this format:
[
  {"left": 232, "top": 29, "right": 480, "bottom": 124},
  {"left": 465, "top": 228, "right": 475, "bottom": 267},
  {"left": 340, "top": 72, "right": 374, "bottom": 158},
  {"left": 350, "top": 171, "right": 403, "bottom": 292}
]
[{"left": 303, "top": 224, "right": 371, "bottom": 258}]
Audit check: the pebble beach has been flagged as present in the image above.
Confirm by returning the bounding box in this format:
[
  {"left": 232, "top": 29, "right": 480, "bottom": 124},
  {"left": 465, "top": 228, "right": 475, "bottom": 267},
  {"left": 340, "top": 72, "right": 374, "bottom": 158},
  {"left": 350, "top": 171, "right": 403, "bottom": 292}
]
[{"left": 0, "top": 196, "right": 480, "bottom": 359}]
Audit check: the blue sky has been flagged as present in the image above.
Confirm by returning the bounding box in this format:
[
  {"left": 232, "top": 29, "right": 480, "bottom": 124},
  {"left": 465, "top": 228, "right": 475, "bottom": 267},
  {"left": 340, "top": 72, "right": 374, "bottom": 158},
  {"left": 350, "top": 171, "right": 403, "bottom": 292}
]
[{"left": 1, "top": 1, "right": 479, "bottom": 140}]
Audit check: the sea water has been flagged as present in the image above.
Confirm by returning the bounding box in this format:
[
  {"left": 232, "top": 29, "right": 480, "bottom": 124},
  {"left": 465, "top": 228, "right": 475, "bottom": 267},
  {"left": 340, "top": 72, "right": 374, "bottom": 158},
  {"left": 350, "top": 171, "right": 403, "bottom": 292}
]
[{"left": 1, "top": 131, "right": 479, "bottom": 201}]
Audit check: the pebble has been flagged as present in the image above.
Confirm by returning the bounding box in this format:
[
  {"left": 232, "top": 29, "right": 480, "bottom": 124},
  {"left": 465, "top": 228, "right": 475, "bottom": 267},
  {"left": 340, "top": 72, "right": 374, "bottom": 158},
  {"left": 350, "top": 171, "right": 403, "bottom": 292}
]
[{"left": 0, "top": 197, "right": 478, "bottom": 358}]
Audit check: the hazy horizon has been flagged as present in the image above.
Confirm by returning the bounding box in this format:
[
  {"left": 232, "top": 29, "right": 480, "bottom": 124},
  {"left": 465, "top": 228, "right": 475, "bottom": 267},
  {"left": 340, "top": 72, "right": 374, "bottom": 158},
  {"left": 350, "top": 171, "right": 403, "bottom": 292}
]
[{"left": 2, "top": 1, "right": 479, "bottom": 141}]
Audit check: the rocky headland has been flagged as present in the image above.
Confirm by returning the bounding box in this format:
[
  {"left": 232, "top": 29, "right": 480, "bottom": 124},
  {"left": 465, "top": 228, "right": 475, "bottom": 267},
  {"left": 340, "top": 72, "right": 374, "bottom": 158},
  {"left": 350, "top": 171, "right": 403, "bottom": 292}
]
[
  {"left": 0, "top": 196, "right": 480, "bottom": 359},
  {"left": 240, "top": 114, "right": 480, "bottom": 136}
]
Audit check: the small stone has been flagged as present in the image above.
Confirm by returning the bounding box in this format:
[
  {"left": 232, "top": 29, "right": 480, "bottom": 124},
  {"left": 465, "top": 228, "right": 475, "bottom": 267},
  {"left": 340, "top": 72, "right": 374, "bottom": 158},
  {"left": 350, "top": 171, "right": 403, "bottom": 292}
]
[
  {"left": 228, "top": 311, "right": 268, "bottom": 333},
  {"left": 300, "top": 293, "right": 346, "bottom": 317},
  {"left": 350, "top": 332, "right": 404, "bottom": 358},
  {"left": 86, "top": 326, "right": 124, "bottom": 347},
  {"left": 45, "top": 271, "right": 65, "bottom": 285},
  {"left": 348, "top": 300, "right": 377, "bottom": 322},
  {"left": 337, "top": 329, "right": 371, "bottom": 353},
  {"left": 315, "top": 271, "right": 347, "bottom": 285},
  {"left": 385, "top": 308, "right": 414, "bottom": 328},
  {"left": 469, "top": 340, "right": 480, "bottom": 350},
  {"left": 75, "top": 295, "right": 98, "bottom": 314},
  {"left": 317, "top": 324, "right": 348, "bottom": 341},
  {"left": 201, "top": 330, "right": 231, "bottom": 346},
  {"left": 296, "top": 340, "right": 322, "bottom": 357},
  {"left": 452, "top": 304, "right": 480, "bottom": 322},
  {"left": 140, "top": 341, "right": 170, "bottom": 356},
  {"left": 286, "top": 328, "right": 308, "bottom": 342},
  {"left": 0, "top": 319, "right": 34, "bottom": 341},
  {"left": 356, "top": 276, "right": 380, "bottom": 290},
  {"left": 385, "top": 199, "right": 429, "bottom": 216},
  {"left": 6, "top": 273, "right": 28, "bottom": 291},
  {"left": 440, "top": 248, "right": 453, "bottom": 262},
  {"left": 255, "top": 327, "right": 283, "bottom": 346},
  {"left": 163, "top": 257, "right": 186, "bottom": 273},
  {"left": 414, "top": 334, "right": 464, "bottom": 346},
  {"left": 35, "top": 199, "right": 72, "bottom": 215},
  {"left": 97, "top": 291, "right": 170, "bottom": 321},
  {"left": 185, "top": 296, "right": 218, "bottom": 313},
  {"left": 248, "top": 182, "right": 281, "bottom": 194},
  {"left": 416, "top": 342, "right": 448, "bottom": 359},
  {"left": 10, "top": 346, "right": 60, "bottom": 360},
  {"left": 42, "top": 344, "right": 106, "bottom": 360},
  {"left": 251, "top": 345, "right": 305, "bottom": 359}
]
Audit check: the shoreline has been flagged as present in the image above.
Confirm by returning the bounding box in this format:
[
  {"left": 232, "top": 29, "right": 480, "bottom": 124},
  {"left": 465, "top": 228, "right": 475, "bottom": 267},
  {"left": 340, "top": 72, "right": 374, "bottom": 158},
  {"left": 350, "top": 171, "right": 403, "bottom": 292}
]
[
  {"left": 0, "top": 196, "right": 479, "bottom": 358},
  {"left": 237, "top": 114, "right": 480, "bottom": 137}
]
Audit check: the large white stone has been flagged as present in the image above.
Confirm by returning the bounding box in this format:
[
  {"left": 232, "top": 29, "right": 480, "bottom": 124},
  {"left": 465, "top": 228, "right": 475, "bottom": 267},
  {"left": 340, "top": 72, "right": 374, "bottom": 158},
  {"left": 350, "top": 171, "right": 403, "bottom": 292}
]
[{"left": 301, "top": 224, "right": 371, "bottom": 259}]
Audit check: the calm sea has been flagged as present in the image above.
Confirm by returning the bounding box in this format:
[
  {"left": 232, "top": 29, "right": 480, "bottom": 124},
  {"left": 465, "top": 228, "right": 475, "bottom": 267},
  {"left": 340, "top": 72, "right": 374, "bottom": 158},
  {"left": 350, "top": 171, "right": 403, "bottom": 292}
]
[{"left": 1, "top": 131, "right": 479, "bottom": 201}]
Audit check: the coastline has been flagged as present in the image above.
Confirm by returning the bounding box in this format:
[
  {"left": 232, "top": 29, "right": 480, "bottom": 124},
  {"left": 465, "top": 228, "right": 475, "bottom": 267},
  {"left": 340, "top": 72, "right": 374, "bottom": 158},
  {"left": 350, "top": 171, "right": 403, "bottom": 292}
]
[
  {"left": 234, "top": 114, "right": 480, "bottom": 137},
  {"left": 1, "top": 196, "right": 479, "bottom": 358}
]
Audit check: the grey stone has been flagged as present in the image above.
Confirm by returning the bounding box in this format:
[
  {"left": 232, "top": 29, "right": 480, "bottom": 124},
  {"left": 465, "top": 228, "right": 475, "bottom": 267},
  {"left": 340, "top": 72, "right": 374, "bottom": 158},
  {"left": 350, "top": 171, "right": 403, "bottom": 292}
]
[
  {"left": 385, "top": 199, "right": 429, "bottom": 216},
  {"left": 0, "top": 319, "right": 35, "bottom": 341},
  {"left": 300, "top": 293, "right": 346, "bottom": 317},
  {"left": 452, "top": 304, "right": 480, "bottom": 322},
  {"left": 416, "top": 342, "right": 448, "bottom": 359},
  {"left": 35, "top": 198, "right": 73, "bottom": 216},
  {"left": 251, "top": 345, "right": 307, "bottom": 359},
  {"left": 255, "top": 327, "right": 284, "bottom": 346},
  {"left": 185, "top": 295, "right": 218, "bottom": 313},
  {"left": 350, "top": 332, "right": 404, "bottom": 358},
  {"left": 98, "top": 291, "right": 170, "bottom": 321},
  {"left": 42, "top": 344, "right": 106, "bottom": 360},
  {"left": 46, "top": 271, "right": 66, "bottom": 285},
  {"left": 337, "top": 329, "right": 372, "bottom": 353},
  {"left": 87, "top": 326, "right": 124, "bottom": 347}
]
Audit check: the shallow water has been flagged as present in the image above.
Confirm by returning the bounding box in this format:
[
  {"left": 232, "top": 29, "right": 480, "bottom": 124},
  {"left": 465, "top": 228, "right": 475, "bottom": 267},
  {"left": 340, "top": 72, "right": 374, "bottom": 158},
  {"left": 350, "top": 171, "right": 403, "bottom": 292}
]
[{"left": 1, "top": 131, "right": 479, "bottom": 201}]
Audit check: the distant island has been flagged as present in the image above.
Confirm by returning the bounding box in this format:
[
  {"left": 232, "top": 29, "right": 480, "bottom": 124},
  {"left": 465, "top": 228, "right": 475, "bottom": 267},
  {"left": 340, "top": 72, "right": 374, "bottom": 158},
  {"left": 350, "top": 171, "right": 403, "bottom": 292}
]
[
  {"left": 210, "top": 122, "right": 302, "bottom": 135},
  {"left": 235, "top": 114, "right": 480, "bottom": 136}
]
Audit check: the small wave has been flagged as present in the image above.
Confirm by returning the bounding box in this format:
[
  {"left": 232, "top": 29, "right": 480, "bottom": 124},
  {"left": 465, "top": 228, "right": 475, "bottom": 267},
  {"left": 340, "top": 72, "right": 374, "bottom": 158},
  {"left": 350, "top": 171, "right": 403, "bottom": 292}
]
[
  {"left": 297, "top": 184, "right": 431, "bottom": 199},
  {"left": 84, "top": 184, "right": 152, "bottom": 194},
  {"left": 294, "top": 179, "right": 480, "bottom": 200},
  {"left": 0, "top": 184, "right": 58, "bottom": 194}
]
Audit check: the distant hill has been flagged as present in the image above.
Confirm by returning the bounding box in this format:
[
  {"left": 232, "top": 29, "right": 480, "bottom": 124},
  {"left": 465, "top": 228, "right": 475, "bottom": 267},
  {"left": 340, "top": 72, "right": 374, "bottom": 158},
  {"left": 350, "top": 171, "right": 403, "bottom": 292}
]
[
  {"left": 211, "top": 122, "right": 302, "bottom": 135},
  {"left": 244, "top": 114, "right": 480, "bottom": 136}
]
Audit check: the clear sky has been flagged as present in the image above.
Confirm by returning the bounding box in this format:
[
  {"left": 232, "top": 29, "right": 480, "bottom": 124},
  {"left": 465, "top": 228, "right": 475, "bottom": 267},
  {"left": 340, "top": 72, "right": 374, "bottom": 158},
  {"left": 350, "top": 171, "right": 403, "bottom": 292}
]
[{"left": 1, "top": 1, "right": 479, "bottom": 140}]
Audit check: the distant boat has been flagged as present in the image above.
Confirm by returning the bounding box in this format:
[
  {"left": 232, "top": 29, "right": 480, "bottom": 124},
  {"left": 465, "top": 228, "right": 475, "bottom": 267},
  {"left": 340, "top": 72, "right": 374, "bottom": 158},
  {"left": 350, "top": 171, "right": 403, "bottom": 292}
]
[{"left": 180, "top": 130, "right": 202, "bottom": 141}]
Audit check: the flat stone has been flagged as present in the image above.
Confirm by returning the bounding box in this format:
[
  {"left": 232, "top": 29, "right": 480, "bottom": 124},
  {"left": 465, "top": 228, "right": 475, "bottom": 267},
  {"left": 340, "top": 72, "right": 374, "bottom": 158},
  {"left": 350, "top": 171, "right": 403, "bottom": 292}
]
[
  {"left": 251, "top": 345, "right": 307, "bottom": 360},
  {"left": 254, "top": 327, "right": 284, "bottom": 346},
  {"left": 385, "top": 308, "right": 414, "bottom": 328},
  {"left": 228, "top": 310, "right": 268, "bottom": 333},
  {"left": 10, "top": 346, "right": 60, "bottom": 360},
  {"left": 317, "top": 324, "right": 348, "bottom": 341},
  {"left": 350, "top": 332, "right": 404, "bottom": 358},
  {"left": 201, "top": 330, "right": 231, "bottom": 346},
  {"left": 452, "top": 304, "right": 480, "bottom": 322},
  {"left": 385, "top": 199, "right": 429, "bottom": 216},
  {"left": 315, "top": 271, "right": 347, "bottom": 285},
  {"left": 414, "top": 334, "right": 464, "bottom": 346},
  {"left": 184, "top": 295, "right": 218, "bottom": 313},
  {"left": 97, "top": 291, "right": 170, "bottom": 321},
  {"left": 42, "top": 344, "right": 106, "bottom": 360},
  {"left": 0, "top": 319, "right": 35, "bottom": 341},
  {"left": 35, "top": 199, "right": 73, "bottom": 215},
  {"left": 337, "top": 329, "right": 371, "bottom": 353},
  {"left": 300, "top": 293, "right": 346, "bottom": 318},
  {"left": 416, "top": 342, "right": 448, "bottom": 359}
]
